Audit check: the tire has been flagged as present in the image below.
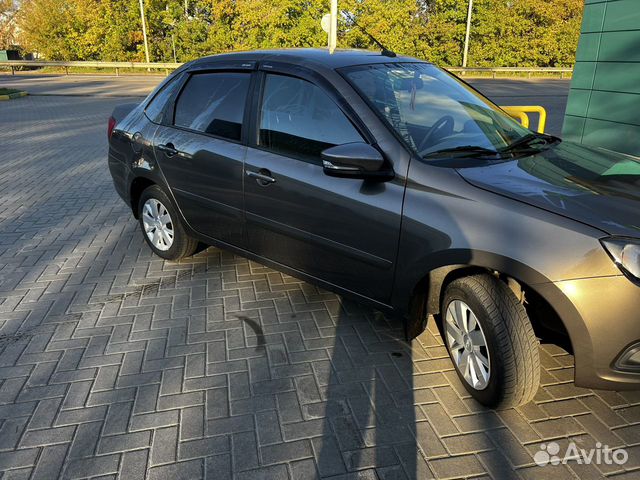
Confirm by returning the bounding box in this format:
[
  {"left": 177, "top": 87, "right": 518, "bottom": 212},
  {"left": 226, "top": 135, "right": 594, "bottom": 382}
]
[
  {"left": 137, "top": 185, "right": 198, "bottom": 261},
  {"left": 441, "top": 274, "right": 540, "bottom": 409}
]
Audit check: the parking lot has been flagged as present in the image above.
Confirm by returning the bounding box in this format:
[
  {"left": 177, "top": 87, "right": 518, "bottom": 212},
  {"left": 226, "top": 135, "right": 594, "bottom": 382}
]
[{"left": 0, "top": 75, "right": 639, "bottom": 479}]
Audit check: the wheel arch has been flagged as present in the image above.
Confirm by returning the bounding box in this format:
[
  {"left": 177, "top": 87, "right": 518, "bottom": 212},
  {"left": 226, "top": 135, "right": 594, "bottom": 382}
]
[
  {"left": 400, "top": 251, "right": 574, "bottom": 354},
  {"left": 128, "top": 173, "right": 202, "bottom": 246},
  {"left": 129, "top": 176, "right": 157, "bottom": 218}
]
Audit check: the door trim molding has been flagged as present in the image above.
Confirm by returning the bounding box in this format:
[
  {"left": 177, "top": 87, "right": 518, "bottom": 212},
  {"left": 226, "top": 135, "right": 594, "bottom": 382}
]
[{"left": 245, "top": 211, "right": 392, "bottom": 269}]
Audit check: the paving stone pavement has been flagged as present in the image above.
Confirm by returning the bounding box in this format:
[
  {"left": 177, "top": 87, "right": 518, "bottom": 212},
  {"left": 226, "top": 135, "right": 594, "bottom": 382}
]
[{"left": 1, "top": 93, "right": 640, "bottom": 480}]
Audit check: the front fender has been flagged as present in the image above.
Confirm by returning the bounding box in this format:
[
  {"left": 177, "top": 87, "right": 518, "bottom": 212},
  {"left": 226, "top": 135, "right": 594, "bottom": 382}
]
[
  {"left": 392, "top": 161, "right": 618, "bottom": 338},
  {"left": 392, "top": 249, "right": 554, "bottom": 329}
]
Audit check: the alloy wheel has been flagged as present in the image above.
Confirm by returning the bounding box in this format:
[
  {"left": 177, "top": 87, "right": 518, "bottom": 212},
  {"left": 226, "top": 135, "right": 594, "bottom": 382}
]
[
  {"left": 445, "top": 300, "right": 491, "bottom": 390},
  {"left": 142, "top": 198, "right": 174, "bottom": 251}
]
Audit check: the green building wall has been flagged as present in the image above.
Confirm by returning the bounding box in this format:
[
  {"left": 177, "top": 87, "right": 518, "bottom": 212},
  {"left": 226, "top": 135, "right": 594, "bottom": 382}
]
[{"left": 562, "top": 0, "right": 640, "bottom": 156}]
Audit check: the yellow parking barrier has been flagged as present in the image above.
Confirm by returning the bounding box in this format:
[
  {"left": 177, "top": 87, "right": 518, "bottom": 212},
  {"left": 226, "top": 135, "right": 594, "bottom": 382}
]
[{"left": 502, "top": 106, "right": 547, "bottom": 134}]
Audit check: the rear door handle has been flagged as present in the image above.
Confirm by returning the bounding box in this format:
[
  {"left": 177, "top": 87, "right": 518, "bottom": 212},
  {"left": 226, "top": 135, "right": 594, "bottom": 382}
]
[
  {"left": 157, "top": 142, "right": 179, "bottom": 157},
  {"left": 246, "top": 169, "right": 276, "bottom": 185}
]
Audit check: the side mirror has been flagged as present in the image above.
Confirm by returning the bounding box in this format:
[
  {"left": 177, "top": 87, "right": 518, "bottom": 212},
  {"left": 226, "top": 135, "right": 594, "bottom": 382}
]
[{"left": 321, "top": 142, "right": 393, "bottom": 180}]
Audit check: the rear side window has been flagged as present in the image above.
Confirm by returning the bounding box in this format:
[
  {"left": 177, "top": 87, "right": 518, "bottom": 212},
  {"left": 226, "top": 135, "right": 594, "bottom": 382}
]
[
  {"left": 259, "top": 74, "right": 363, "bottom": 163},
  {"left": 145, "top": 72, "right": 185, "bottom": 124},
  {"left": 174, "top": 72, "right": 250, "bottom": 141}
]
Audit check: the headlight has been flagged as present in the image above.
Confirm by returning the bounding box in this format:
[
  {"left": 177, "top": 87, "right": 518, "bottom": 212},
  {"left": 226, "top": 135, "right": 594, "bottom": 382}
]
[{"left": 601, "top": 237, "right": 640, "bottom": 280}]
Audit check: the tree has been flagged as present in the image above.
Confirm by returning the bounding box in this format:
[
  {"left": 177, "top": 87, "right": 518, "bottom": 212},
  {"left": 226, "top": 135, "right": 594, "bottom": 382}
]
[
  {"left": 18, "top": 0, "right": 145, "bottom": 60},
  {"left": 1, "top": 0, "right": 20, "bottom": 49},
  {"left": 468, "top": 0, "right": 583, "bottom": 67},
  {"left": 14, "top": 0, "right": 583, "bottom": 67}
]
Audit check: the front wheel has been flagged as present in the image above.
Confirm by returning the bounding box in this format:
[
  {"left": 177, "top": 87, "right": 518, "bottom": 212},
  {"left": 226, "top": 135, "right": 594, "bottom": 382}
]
[
  {"left": 441, "top": 274, "right": 540, "bottom": 409},
  {"left": 138, "top": 185, "right": 198, "bottom": 260}
]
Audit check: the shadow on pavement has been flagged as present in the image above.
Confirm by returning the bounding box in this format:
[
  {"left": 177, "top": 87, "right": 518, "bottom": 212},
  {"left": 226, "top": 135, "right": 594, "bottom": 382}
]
[{"left": 317, "top": 300, "right": 424, "bottom": 478}]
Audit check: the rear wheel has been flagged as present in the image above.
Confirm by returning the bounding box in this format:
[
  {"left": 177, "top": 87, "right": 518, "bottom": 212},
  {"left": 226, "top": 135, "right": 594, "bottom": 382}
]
[
  {"left": 441, "top": 274, "right": 540, "bottom": 409},
  {"left": 138, "top": 185, "right": 198, "bottom": 260}
]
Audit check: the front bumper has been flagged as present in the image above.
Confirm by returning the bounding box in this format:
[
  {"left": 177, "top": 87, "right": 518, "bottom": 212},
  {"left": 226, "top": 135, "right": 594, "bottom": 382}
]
[{"left": 537, "top": 275, "right": 640, "bottom": 390}]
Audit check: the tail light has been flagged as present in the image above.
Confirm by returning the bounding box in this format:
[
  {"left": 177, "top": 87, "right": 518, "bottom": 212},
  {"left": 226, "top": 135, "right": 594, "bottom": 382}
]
[{"left": 107, "top": 116, "right": 117, "bottom": 139}]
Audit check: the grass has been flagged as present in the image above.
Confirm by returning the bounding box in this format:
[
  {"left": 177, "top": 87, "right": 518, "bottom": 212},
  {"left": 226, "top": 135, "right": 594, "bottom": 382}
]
[
  {"left": 40, "top": 66, "right": 170, "bottom": 75},
  {"left": 0, "top": 66, "right": 170, "bottom": 76},
  {"left": 0, "top": 88, "right": 21, "bottom": 95},
  {"left": 453, "top": 71, "right": 572, "bottom": 80}
]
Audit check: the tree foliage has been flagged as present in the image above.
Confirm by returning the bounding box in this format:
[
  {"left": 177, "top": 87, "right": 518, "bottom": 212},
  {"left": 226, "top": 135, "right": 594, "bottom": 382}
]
[
  {"left": 15, "top": 0, "right": 583, "bottom": 67},
  {"left": 1, "top": 0, "right": 19, "bottom": 49}
]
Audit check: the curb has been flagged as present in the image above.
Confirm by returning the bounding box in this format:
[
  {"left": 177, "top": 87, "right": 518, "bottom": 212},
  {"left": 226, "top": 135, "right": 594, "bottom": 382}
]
[{"left": 0, "top": 91, "right": 28, "bottom": 101}]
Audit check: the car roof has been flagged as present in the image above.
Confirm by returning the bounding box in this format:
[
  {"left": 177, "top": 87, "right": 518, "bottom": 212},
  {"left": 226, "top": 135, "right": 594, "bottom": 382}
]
[{"left": 189, "top": 48, "right": 426, "bottom": 70}]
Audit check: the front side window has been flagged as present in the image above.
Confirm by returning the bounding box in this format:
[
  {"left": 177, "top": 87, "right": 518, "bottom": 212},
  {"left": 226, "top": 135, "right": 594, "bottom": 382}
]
[
  {"left": 259, "top": 74, "right": 363, "bottom": 163},
  {"left": 341, "top": 63, "right": 533, "bottom": 159},
  {"left": 174, "top": 72, "right": 250, "bottom": 141}
]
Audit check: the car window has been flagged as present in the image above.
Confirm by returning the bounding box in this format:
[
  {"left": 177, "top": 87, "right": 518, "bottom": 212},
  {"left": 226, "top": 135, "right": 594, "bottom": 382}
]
[
  {"left": 174, "top": 72, "right": 250, "bottom": 141},
  {"left": 342, "top": 63, "right": 531, "bottom": 158},
  {"left": 259, "top": 74, "right": 363, "bottom": 163},
  {"left": 144, "top": 72, "right": 185, "bottom": 124}
]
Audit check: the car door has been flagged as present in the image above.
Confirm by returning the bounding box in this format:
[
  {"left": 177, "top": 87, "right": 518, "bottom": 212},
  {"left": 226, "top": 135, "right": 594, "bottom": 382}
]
[
  {"left": 153, "top": 66, "right": 253, "bottom": 247},
  {"left": 243, "top": 67, "right": 405, "bottom": 304}
]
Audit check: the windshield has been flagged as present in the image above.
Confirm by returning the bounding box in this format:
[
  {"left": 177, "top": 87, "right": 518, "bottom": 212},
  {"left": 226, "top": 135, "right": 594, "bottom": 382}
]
[{"left": 341, "top": 63, "right": 533, "bottom": 158}]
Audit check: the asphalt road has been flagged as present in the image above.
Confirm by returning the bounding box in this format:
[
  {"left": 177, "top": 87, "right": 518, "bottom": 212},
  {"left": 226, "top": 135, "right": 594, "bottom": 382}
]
[{"left": 0, "top": 74, "right": 570, "bottom": 136}]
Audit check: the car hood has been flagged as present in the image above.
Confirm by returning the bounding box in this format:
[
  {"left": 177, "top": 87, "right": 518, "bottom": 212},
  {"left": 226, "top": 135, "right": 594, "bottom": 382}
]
[{"left": 455, "top": 141, "right": 640, "bottom": 237}]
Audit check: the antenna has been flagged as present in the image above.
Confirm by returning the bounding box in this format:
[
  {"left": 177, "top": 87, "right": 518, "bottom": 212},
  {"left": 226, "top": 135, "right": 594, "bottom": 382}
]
[{"left": 342, "top": 11, "right": 396, "bottom": 57}]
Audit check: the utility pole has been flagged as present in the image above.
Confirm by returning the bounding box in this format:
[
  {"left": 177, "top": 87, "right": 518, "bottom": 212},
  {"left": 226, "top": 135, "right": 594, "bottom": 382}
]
[
  {"left": 462, "top": 0, "right": 473, "bottom": 67},
  {"left": 139, "top": 0, "right": 151, "bottom": 64},
  {"left": 329, "top": 0, "right": 337, "bottom": 54}
]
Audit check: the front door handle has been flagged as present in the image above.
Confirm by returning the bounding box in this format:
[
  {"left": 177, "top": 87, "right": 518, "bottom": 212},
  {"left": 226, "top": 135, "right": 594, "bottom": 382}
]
[
  {"left": 246, "top": 169, "right": 276, "bottom": 185},
  {"left": 157, "top": 142, "right": 179, "bottom": 157}
]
